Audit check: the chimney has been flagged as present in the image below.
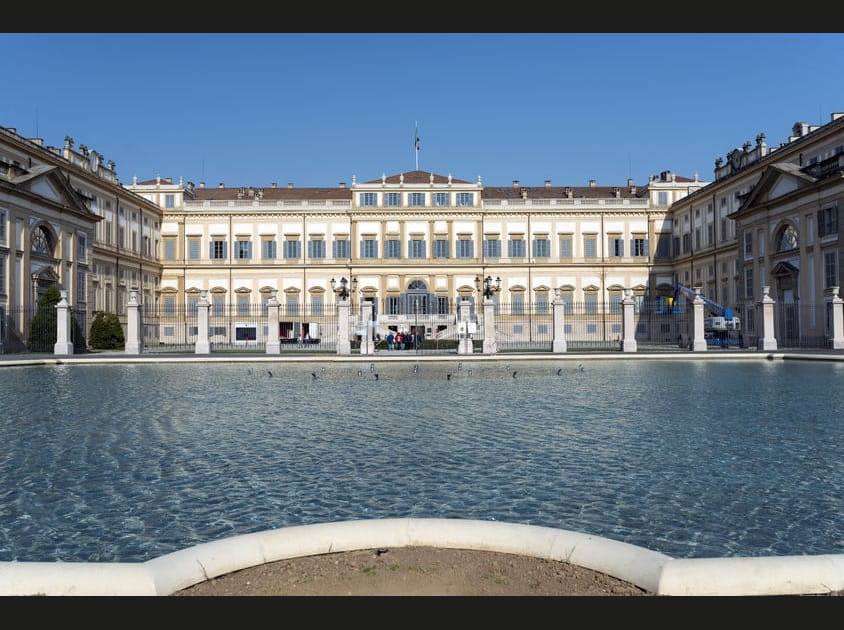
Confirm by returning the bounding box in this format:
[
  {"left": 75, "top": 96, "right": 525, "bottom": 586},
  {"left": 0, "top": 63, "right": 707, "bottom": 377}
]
[
  {"left": 588, "top": 179, "right": 596, "bottom": 187},
  {"left": 271, "top": 182, "right": 277, "bottom": 188},
  {"left": 544, "top": 180, "right": 551, "bottom": 188},
  {"left": 338, "top": 182, "right": 346, "bottom": 188},
  {"left": 512, "top": 180, "right": 520, "bottom": 188},
  {"left": 31, "top": 138, "right": 43, "bottom": 146},
  {"left": 287, "top": 182, "right": 294, "bottom": 189},
  {"left": 218, "top": 182, "right": 225, "bottom": 188},
  {"left": 199, "top": 181, "right": 205, "bottom": 188},
  {"left": 627, "top": 178, "right": 634, "bottom": 187}
]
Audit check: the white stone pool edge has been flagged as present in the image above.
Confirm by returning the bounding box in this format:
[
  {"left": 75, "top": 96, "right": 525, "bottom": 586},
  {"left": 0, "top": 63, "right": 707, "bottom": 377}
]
[
  {"left": 0, "top": 518, "right": 841, "bottom": 596},
  {"left": 1, "top": 350, "right": 842, "bottom": 596}
]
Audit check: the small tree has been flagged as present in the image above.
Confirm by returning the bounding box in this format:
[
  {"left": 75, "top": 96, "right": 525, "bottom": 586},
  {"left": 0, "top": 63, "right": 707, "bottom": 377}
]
[
  {"left": 27, "top": 285, "right": 62, "bottom": 352},
  {"left": 89, "top": 311, "right": 125, "bottom": 350}
]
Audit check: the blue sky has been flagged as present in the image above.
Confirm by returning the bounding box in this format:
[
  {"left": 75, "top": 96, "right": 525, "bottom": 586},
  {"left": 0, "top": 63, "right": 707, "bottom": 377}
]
[{"left": 2, "top": 33, "right": 843, "bottom": 189}]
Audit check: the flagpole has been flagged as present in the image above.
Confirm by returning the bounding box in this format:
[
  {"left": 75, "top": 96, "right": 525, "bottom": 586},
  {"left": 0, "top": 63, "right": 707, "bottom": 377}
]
[{"left": 415, "top": 121, "right": 420, "bottom": 171}]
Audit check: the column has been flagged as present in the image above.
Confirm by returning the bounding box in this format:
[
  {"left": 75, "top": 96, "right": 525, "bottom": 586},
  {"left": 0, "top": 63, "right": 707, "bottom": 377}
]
[
  {"left": 621, "top": 288, "right": 638, "bottom": 353},
  {"left": 359, "top": 300, "right": 374, "bottom": 355},
  {"left": 552, "top": 289, "right": 568, "bottom": 353},
  {"left": 125, "top": 289, "right": 143, "bottom": 355},
  {"left": 265, "top": 290, "right": 280, "bottom": 354},
  {"left": 53, "top": 290, "right": 74, "bottom": 355},
  {"left": 690, "top": 287, "right": 708, "bottom": 352},
  {"left": 482, "top": 297, "right": 498, "bottom": 354},
  {"left": 336, "top": 298, "right": 351, "bottom": 355},
  {"left": 457, "top": 298, "right": 474, "bottom": 355},
  {"left": 829, "top": 286, "right": 844, "bottom": 350},
  {"left": 757, "top": 285, "right": 777, "bottom": 351},
  {"left": 195, "top": 289, "right": 211, "bottom": 354}
]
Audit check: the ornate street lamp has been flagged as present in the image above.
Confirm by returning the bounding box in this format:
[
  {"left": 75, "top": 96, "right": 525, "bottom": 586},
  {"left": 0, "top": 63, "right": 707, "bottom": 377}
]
[
  {"left": 331, "top": 276, "right": 358, "bottom": 300},
  {"left": 474, "top": 275, "right": 502, "bottom": 299}
]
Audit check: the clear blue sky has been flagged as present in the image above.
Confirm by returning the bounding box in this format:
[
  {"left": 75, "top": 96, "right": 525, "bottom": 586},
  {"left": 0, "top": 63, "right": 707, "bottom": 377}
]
[{"left": 2, "top": 33, "right": 843, "bottom": 189}]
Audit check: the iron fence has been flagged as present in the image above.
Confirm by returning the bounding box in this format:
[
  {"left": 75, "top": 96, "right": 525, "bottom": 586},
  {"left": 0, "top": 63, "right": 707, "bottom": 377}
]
[{"left": 0, "top": 306, "right": 87, "bottom": 354}]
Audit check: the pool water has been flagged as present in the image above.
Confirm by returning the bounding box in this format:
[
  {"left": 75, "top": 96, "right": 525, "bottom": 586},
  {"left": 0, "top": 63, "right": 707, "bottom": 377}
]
[{"left": 0, "top": 358, "right": 841, "bottom": 562}]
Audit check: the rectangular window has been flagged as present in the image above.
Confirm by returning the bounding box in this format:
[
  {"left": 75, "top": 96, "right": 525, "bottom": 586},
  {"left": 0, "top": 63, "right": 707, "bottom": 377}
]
[
  {"left": 508, "top": 239, "right": 526, "bottom": 258},
  {"left": 164, "top": 296, "right": 176, "bottom": 316},
  {"left": 164, "top": 238, "right": 176, "bottom": 260},
  {"left": 673, "top": 236, "right": 681, "bottom": 256},
  {"left": 744, "top": 267, "right": 754, "bottom": 299},
  {"left": 164, "top": 194, "right": 175, "bottom": 208},
  {"left": 609, "top": 237, "right": 624, "bottom": 257},
  {"left": 213, "top": 295, "right": 224, "bottom": 316},
  {"left": 307, "top": 239, "right": 325, "bottom": 259},
  {"left": 188, "top": 238, "right": 201, "bottom": 260},
  {"left": 211, "top": 326, "right": 227, "bottom": 337},
  {"left": 408, "top": 238, "right": 426, "bottom": 258},
  {"left": 286, "top": 294, "right": 298, "bottom": 316},
  {"left": 483, "top": 239, "right": 501, "bottom": 258},
  {"left": 384, "top": 239, "right": 401, "bottom": 258},
  {"left": 632, "top": 237, "right": 648, "bottom": 257},
  {"left": 143, "top": 235, "right": 151, "bottom": 256},
  {"left": 262, "top": 239, "right": 277, "bottom": 259},
  {"left": 408, "top": 192, "right": 425, "bottom": 207},
  {"left": 512, "top": 294, "right": 524, "bottom": 315},
  {"left": 682, "top": 233, "right": 691, "bottom": 253},
  {"left": 456, "top": 238, "right": 474, "bottom": 258},
  {"left": 707, "top": 224, "right": 714, "bottom": 246},
  {"left": 536, "top": 294, "right": 548, "bottom": 314},
  {"left": 695, "top": 229, "right": 701, "bottom": 249},
  {"left": 437, "top": 296, "right": 449, "bottom": 314},
  {"left": 655, "top": 236, "right": 669, "bottom": 257},
  {"left": 283, "top": 239, "right": 301, "bottom": 259},
  {"left": 583, "top": 235, "right": 597, "bottom": 258},
  {"left": 210, "top": 239, "right": 227, "bottom": 259},
  {"left": 585, "top": 295, "right": 597, "bottom": 315},
  {"left": 818, "top": 205, "right": 839, "bottom": 237},
  {"left": 456, "top": 192, "right": 473, "bottom": 206},
  {"left": 312, "top": 294, "right": 323, "bottom": 316},
  {"left": 0, "top": 255, "right": 4, "bottom": 293},
  {"left": 361, "top": 238, "right": 378, "bottom": 258},
  {"left": 433, "top": 192, "right": 449, "bottom": 207},
  {"left": 384, "top": 193, "right": 400, "bottom": 207},
  {"left": 386, "top": 296, "right": 401, "bottom": 314},
  {"left": 433, "top": 239, "right": 449, "bottom": 258},
  {"left": 333, "top": 239, "right": 349, "bottom": 259},
  {"left": 532, "top": 238, "right": 550, "bottom": 258},
  {"left": 0, "top": 209, "right": 6, "bottom": 241},
  {"left": 187, "top": 296, "right": 198, "bottom": 316},
  {"left": 744, "top": 231, "right": 753, "bottom": 257},
  {"left": 237, "top": 294, "right": 249, "bottom": 316},
  {"left": 825, "top": 251, "right": 837, "bottom": 288},
  {"left": 359, "top": 192, "right": 377, "bottom": 207},
  {"left": 77, "top": 270, "right": 85, "bottom": 302},
  {"left": 658, "top": 191, "right": 669, "bottom": 205},
  {"left": 77, "top": 233, "right": 87, "bottom": 262},
  {"left": 235, "top": 240, "right": 252, "bottom": 259},
  {"left": 559, "top": 235, "right": 572, "bottom": 258},
  {"left": 118, "top": 225, "right": 125, "bottom": 248}
]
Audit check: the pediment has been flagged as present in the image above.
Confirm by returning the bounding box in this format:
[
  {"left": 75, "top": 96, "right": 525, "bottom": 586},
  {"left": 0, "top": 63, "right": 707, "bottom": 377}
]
[
  {"left": 11, "top": 166, "right": 97, "bottom": 218},
  {"left": 735, "top": 163, "right": 816, "bottom": 216}
]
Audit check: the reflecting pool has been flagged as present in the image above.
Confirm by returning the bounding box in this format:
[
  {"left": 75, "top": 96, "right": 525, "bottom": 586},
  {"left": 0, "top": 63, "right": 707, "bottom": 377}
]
[{"left": 0, "top": 358, "right": 841, "bottom": 562}]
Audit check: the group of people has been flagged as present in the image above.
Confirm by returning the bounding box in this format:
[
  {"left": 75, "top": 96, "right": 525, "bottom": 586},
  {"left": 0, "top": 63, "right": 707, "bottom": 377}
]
[{"left": 385, "top": 331, "right": 419, "bottom": 351}]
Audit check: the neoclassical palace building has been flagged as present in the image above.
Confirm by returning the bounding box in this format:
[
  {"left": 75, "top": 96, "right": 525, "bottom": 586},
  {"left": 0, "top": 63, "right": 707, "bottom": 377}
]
[{"left": 1, "top": 110, "right": 842, "bottom": 351}]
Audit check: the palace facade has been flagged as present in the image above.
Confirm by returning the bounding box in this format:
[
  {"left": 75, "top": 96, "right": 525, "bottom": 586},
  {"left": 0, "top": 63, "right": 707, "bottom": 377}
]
[{"left": 1, "top": 110, "right": 842, "bottom": 350}]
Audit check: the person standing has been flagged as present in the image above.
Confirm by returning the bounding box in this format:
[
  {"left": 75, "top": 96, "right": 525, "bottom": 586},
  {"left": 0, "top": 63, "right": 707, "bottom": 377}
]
[{"left": 386, "top": 332, "right": 395, "bottom": 350}]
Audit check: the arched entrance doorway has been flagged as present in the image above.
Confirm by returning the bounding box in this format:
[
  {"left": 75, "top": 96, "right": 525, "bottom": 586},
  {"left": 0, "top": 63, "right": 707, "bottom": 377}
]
[{"left": 772, "top": 261, "right": 799, "bottom": 346}]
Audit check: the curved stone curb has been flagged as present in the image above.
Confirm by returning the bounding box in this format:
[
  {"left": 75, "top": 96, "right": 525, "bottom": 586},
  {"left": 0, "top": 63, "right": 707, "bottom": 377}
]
[{"left": 1, "top": 519, "right": 841, "bottom": 596}]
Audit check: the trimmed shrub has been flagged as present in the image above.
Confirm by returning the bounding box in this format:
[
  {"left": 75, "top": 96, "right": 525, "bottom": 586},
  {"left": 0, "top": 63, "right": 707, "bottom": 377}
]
[
  {"left": 27, "top": 285, "right": 62, "bottom": 352},
  {"left": 89, "top": 311, "right": 125, "bottom": 350}
]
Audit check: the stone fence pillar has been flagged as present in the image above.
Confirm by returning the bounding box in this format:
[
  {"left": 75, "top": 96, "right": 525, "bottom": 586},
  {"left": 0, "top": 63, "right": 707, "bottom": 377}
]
[
  {"left": 690, "top": 287, "right": 708, "bottom": 351},
  {"left": 482, "top": 298, "right": 498, "bottom": 354},
  {"left": 125, "top": 289, "right": 143, "bottom": 355},
  {"left": 54, "top": 290, "right": 74, "bottom": 356},
  {"left": 336, "top": 299, "right": 351, "bottom": 355},
  {"left": 758, "top": 285, "right": 777, "bottom": 351},
  {"left": 195, "top": 289, "right": 211, "bottom": 354},
  {"left": 828, "top": 286, "right": 844, "bottom": 350},
  {"left": 552, "top": 290, "right": 567, "bottom": 353},
  {"left": 621, "top": 288, "right": 637, "bottom": 353},
  {"left": 265, "top": 290, "right": 280, "bottom": 354},
  {"left": 359, "top": 300, "right": 375, "bottom": 355}
]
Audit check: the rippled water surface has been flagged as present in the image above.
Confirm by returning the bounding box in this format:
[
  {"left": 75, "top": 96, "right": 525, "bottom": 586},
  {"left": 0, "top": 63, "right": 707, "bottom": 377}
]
[{"left": 0, "top": 358, "right": 841, "bottom": 562}]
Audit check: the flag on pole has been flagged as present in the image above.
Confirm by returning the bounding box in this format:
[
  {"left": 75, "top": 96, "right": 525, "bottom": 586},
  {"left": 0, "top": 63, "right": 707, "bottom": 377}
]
[{"left": 415, "top": 122, "right": 420, "bottom": 151}]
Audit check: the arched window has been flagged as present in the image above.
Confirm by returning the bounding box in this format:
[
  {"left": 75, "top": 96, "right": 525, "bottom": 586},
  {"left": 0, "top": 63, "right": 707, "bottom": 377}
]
[
  {"left": 776, "top": 225, "right": 799, "bottom": 252},
  {"left": 31, "top": 226, "right": 53, "bottom": 255}
]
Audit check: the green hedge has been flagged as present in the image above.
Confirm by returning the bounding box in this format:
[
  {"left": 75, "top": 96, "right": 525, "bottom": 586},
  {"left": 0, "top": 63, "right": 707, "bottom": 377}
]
[{"left": 89, "top": 311, "right": 125, "bottom": 350}]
